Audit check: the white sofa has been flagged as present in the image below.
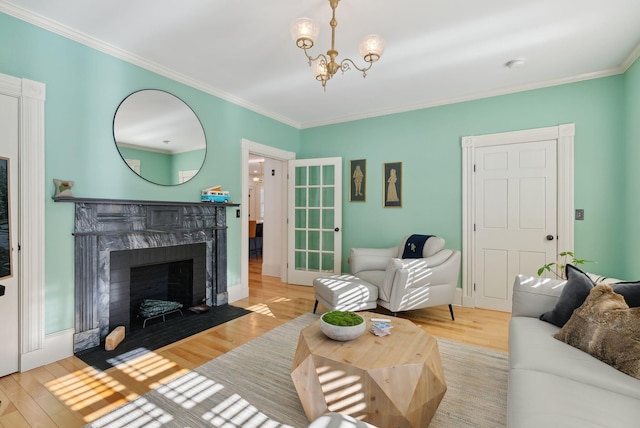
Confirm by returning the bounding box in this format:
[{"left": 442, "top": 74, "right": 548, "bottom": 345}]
[
  {"left": 348, "top": 235, "right": 461, "bottom": 317},
  {"left": 508, "top": 273, "right": 640, "bottom": 427}
]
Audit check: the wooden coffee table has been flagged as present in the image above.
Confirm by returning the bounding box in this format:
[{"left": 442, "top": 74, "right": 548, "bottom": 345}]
[{"left": 291, "top": 312, "right": 446, "bottom": 428}]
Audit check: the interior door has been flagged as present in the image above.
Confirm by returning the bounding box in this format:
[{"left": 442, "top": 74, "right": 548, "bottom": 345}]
[
  {"left": 0, "top": 92, "right": 20, "bottom": 376},
  {"left": 287, "top": 157, "right": 342, "bottom": 285},
  {"left": 474, "top": 140, "right": 557, "bottom": 312}
]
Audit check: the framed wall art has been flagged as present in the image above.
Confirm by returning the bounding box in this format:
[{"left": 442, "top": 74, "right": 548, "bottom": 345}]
[
  {"left": 350, "top": 159, "right": 366, "bottom": 202},
  {"left": 383, "top": 161, "right": 402, "bottom": 208},
  {"left": 0, "top": 157, "right": 11, "bottom": 279}
]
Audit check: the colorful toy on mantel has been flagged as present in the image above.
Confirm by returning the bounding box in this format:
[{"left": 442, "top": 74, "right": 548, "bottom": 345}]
[{"left": 201, "top": 185, "right": 231, "bottom": 203}]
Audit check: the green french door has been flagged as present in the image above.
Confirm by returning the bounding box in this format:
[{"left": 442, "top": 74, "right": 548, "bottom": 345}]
[{"left": 287, "top": 157, "right": 342, "bottom": 285}]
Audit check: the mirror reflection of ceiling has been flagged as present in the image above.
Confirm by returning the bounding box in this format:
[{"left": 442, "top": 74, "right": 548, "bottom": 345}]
[
  {"left": 114, "top": 90, "right": 206, "bottom": 154},
  {"left": 113, "top": 89, "right": 207, "bottom": 186}
]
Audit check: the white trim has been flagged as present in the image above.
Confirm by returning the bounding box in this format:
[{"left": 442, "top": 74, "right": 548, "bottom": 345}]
[
  {"left": 0, "top": 72, "right": 47, "bottom": 370},
  {"left": 461, "top": 124, "right": 574, "bottom": 308},
  {"left": 20, "top": 329, "right": 74, "bottom": 372},
  {"left": 238, "top": 139, "right": 295, "bottom": 302}
]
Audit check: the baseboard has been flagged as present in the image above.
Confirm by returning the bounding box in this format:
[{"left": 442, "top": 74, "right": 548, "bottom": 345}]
[
  {"left": 226, "top": 282, "right": 247, "bottom": 304},
  {"left": 20, "top": 328, "right": 74, "bottom": 372},
  {"left": 454, "top": 288, "right": 463, "bottom": 306},
  {"left": 261, "top": 262, "right": 280, "bottom": 277}
]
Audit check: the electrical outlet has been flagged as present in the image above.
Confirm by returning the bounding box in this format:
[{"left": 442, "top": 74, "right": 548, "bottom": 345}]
[{"left": 575, "top": 209, "right": 584, "bottom": 220}]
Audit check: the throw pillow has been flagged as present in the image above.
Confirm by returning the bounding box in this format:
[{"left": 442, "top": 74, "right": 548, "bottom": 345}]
[
  {"left": 540, "top": 264, "right": 640, "bottom": 327},
  {"left": 554, "top": 284, "right": 640, "bottom": 380},
  {"left": 539, "top": 264, "right": 593, "bottom": 327},
  {"left": 53, "top": 178, "right": 74, "bottom": 198}
]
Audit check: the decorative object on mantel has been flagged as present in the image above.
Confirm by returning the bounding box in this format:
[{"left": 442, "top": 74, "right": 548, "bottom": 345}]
[
  {"left": 290, "top": 0, "right": 385, "bottom": 90},
  {"left": 53, "top": 178, "right": 74, "bottom": 198},
  {"left": 201, "top": 185, "right": 231, "bottom": 203}
]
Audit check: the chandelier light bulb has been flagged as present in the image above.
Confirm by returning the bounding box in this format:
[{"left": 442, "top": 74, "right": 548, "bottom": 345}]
[
  {"left": 359, "top": 34, "right": 385, "bottom": 63},
  {"left": 291, "top": 18, "right": 319, "bottom": 49}
]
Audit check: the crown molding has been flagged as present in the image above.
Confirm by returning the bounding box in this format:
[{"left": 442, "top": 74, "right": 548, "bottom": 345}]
[
  {"left": 2, "top": 2, "right": 637, "bottom": 131},
  {"left": 299, "top": 67, "right": 625, "bottom": 129},
  {"left": 0, "top": 2, "right": 302, "bottom": 129}
]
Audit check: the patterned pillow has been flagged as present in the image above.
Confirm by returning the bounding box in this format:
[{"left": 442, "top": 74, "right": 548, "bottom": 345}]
[
  {"left": 554, "top": 284, "right": 640, "bottom": 380},
  {"left": 53, "top": 178, "right": 74, "bottom": 198}
]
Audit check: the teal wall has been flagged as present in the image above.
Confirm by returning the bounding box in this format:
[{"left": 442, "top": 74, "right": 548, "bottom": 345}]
[
  {"left": 624, "top": 58, "right": 640, "bottom": 278},
  {"left": 2, "top": 10, "right": 638, "bottom": 336},
  {"left": 300, "top": 76, "right": 629, "bottom": 279},
  {"left": 0, "top": 12, "right": 300, "bottom": 334}
]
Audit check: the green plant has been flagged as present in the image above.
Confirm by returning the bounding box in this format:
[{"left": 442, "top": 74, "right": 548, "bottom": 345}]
[
  {"left": 537, "top": 251, "right": 593, "bottom": 279},
  {"left": 322, "top": 310, "right": 364, "bottom": 326}
]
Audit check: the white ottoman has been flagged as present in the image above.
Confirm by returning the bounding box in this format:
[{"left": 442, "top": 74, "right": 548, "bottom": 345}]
[{"left": 313, "top": 274, "right": 378, "bottom": 313}]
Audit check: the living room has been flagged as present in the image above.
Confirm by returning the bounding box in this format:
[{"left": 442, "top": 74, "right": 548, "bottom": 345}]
[{"left": 1, "top": 0, "right": 639, "bottom": 426}]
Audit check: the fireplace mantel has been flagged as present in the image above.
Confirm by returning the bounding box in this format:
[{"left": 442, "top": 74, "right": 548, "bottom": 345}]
[{"left": 56, "top": 197, "right": 237, "bottom": 352}]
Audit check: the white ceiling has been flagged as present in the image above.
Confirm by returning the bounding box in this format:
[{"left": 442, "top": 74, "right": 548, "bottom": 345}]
[{"left": 3, "top": 0, "right": 640, "bottom": 129}]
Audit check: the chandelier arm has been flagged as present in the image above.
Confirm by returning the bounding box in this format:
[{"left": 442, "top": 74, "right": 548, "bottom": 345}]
[{"left": 339, "top": 58, "right": 373, "bottom": 76}]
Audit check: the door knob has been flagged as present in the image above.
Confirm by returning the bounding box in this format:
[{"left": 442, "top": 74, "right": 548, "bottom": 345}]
[
  {"left": 334, "top": 227, "right": 340, "bottom": 232},
  {"left": 546, "top": 235, "right": 554, "bottom": 241}
]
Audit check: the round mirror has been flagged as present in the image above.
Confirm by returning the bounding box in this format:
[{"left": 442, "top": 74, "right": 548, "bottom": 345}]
[{"left": 113, "top": 90, "right": 206, "bottom": 185}]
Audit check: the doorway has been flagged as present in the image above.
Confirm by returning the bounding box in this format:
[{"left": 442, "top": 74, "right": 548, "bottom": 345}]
[
  {"left": 239, "top": 139, "right": 295, "bottom": 301},
  {"left": 461, "top": 124, "right": 575, "bottom": 311}
]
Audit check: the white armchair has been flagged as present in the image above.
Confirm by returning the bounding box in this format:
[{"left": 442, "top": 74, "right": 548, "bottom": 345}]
[{"left": 349, "top": 235, "right": 461, "bottom": 319}]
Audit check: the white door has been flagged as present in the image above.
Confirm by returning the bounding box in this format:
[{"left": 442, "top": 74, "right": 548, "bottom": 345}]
[
  {"left": 474, "top": 140, "right": 557, "bottom": 311},
  {"left": 0, "top": 93, "right": 20, "bottom": 376},
  {"left": 287, "top": 157, "right": 342, "bottom": 285}
]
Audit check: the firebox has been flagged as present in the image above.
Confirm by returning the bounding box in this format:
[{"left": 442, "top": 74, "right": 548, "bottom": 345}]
[{"left": 109, "top": 243, "right": 206, "bottom": 332}]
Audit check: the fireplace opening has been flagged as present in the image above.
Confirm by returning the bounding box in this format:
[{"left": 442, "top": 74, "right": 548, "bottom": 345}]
[{"left": 109, "top": 243, "right": 207, "bottom": 334}]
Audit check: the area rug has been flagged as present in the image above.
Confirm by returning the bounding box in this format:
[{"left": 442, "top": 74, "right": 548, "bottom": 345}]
[
  {"left": 86, "top": 312, "right": 508, "bottom": 428},
  {"left": 76, "top": 304, "right": 251, "bottom": 371}
]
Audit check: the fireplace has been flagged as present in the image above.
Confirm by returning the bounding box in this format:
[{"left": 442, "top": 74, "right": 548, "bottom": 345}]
[
  {"left": 110, "top": 243, "right": 206, "bottom": 332},
  {"left": 59, "top": 197, "right": 236, "bottom": 352}
]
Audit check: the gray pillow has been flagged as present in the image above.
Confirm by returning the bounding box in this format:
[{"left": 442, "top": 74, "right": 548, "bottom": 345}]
[
  {"left": 540, "top": 264, "right": 640, "bottom": 327},
  {"left": 539, "top": 264, "right": 593, "bottom": 327}
]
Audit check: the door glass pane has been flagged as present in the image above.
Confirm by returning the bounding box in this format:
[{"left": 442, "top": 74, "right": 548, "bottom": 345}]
[
  {"left": 322, "top": 165, "right": 335, "bottom": 185},
  {"left": 295, "top": 230, "right": 306, "bottom": 250},
  {"left": 295, "top": 209, "right": 306, "bottom": 228},
  {"left": 308, "top": 209, "right": 320, "bottom": 229},
  {"left": 322, "top": 209, "right": 334, "bottom": 229},
  {"left": 295, "top": 188, "right": 307, "bottom": 207},
  {"left": 309, "top": 166, "right": 320, "bottom": 186},
  {"left": 322, "top": 253, "right": 334, "bottom": 271},
  {"left": 322, "top": 231, "right": 334, "bottom": 251},
  {"left": 295, "top": 166, "right": 307, "bottom": 186},
  {"left": 308, "top": 231, "right": 320, "bottom": 251},
  {"left": 322, "top": 187, "right": 334, "bottom": 207},
  {"left": 309, "top": 187, "right": 320, "bottom": 207},
  {"left": 295, "top": 251, "right": 306, "bottom": 269},
  {"left": 308, "top": 252, "right": 320, "bottom": 271}
]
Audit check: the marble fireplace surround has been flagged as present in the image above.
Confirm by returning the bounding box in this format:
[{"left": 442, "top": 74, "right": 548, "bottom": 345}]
[{"left": 56, "top": 197, "right": 236, "bottom": 353}]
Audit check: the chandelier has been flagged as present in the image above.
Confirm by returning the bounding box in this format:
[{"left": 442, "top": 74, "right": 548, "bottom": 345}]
[{"left": 290, "top": 0, "right": 385, "bottom": 90}]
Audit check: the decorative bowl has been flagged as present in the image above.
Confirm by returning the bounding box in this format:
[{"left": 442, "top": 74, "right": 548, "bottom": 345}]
[{"left": 320, "top": 311, "right": 366, "bottom": 341}]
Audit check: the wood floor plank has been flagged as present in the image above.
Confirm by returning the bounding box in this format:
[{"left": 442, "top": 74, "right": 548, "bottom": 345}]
[{"left": 0, "top": 258, "right": 510, "bottom": 426}]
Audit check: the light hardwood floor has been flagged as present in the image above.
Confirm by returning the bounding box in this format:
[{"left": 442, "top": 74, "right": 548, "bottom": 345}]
[{"left": 0, "top": 259, "right": 510, "bottom": 427}]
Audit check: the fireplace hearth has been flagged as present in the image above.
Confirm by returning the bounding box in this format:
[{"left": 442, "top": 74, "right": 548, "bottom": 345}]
[{"left": 56, "top": 197, "right": 236, "bottom": 352}]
